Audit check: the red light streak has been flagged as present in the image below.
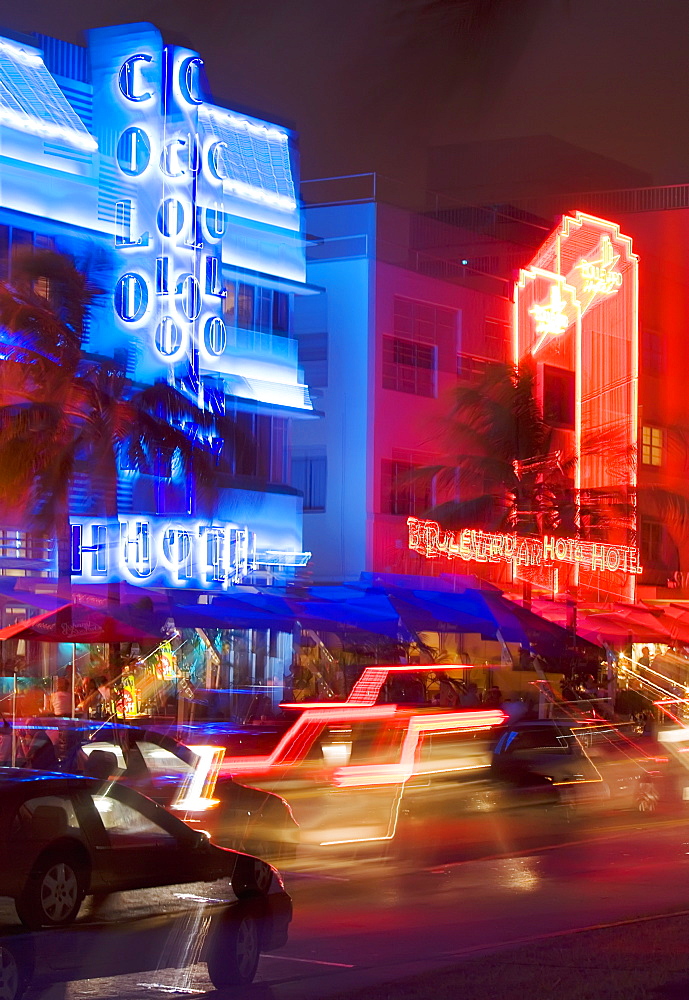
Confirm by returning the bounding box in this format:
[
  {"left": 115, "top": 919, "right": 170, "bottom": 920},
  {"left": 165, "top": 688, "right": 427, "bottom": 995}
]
[
  {"left": 221, "top": 704, "right": 399, "bottom": 775},
  {"left": 331, "top": 709, "right": 506, "bottom": 788}
]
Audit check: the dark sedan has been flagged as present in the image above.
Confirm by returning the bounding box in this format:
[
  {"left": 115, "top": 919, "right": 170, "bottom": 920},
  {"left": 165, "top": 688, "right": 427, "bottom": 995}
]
[
  {"left": 0, "top": 770, "right": 292, "bottom": 996},
  {"left": 490, "top": 719, "right": 671, "bottom": 812}
]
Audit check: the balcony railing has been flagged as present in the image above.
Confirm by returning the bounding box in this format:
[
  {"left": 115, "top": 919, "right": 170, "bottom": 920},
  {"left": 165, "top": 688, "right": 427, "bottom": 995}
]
[{"left": 233, "top": 327, "right": 298, "bottom": 364}]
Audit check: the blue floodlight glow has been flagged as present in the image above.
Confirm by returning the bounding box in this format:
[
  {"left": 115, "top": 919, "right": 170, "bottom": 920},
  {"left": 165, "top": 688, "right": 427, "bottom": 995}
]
[
  {"left": 0, "top": 40, "right": 96, "bottom": 149},
  {"left": 0, "top": 21, "right": 312, "bottom": 583},
  {"left": 199, "top": 106, "right": 297, "bottom": 213}
]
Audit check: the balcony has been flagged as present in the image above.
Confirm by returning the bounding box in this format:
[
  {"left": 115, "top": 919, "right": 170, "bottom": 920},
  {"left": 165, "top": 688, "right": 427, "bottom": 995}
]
[{"left": 233, "top": 328, "right": 298, "bottom": 365}]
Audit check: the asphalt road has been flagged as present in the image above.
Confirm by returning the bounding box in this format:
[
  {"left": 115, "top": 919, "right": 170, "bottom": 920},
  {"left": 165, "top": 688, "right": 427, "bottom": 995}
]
[{"left": 27, "top": 807, "right": 689, "bottom": 1000}]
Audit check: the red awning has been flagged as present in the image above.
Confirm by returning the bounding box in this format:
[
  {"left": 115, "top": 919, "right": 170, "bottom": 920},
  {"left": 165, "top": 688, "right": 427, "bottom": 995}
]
[
  {"left": 0, "top": 603, "right": 163, "bottom": 644},
  {"left": 576, "top": 607, "right": 671, "bottom": 646}
]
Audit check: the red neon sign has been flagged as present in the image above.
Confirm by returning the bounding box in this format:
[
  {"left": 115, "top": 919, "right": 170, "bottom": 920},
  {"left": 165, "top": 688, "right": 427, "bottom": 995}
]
[{"left": 407, "top": 517, "right": 642, "bottom": 577}]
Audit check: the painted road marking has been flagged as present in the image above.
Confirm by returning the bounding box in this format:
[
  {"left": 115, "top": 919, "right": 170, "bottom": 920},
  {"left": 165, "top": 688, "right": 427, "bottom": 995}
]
[{"left": 264, "top": 955, "right": 356, "bottom": 968}]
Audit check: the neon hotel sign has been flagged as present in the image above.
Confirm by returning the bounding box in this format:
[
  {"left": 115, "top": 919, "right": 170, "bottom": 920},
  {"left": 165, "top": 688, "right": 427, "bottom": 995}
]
[
  {"left": 71, "top": 516, "right": 258, "bottom": 589},
  {"left": 407, "top": 518, "right": 642, "bottom": 576}
]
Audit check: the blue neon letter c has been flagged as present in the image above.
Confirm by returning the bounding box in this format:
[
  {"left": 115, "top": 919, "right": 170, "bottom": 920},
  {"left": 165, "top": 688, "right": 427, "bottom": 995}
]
[{"left": 119, "top": 54, "right": 153, "bottom": 102}]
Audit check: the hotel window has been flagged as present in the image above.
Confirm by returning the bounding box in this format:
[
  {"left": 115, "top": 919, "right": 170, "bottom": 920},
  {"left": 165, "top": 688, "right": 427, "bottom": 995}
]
[
  {"left": 642, "top": 330, "right": 665, "bottom": 378},
  {"left": 543, "top": 366, "right": 575, "bottom": 429},
  {"left": 236, "top": 283, "right": 255, "bottom": 329},
  {"left": 483, "top": 318, "right": 510, "bottom": 360},
  {"left": 222, "top": 281, "right": 290, "bottom": 336},
  {"left": 273, "top": 291, "right": 290, "bottom": 334},
  {"left": 457, "top": 354, "right": 501, "bottom": 384},
  {"left": 641, "top": 519, "right": 664, "bottom": 566},
  {"left": 256, "top": 287, "right": 273, "bottom": 332},
  {"left": 0, "top": 227, "right": 56, "bottom": 282},
  {"left": 381, "top": 460, "right": 432, "bottom": 517},
  {"left": 292, "top": 455, "right": 327, "bottom": 512},
  {"left": 393, "top": 297, "right": 456, "bottom": 343},
  {"left": 223, "top": 282, "right": 236, "bottom": 325},
  {"left": 641, "top": 425, "right": 663, "bottom": 466},
  {"left": 382, "top": 337, "right": 435, "bottom": 396}
]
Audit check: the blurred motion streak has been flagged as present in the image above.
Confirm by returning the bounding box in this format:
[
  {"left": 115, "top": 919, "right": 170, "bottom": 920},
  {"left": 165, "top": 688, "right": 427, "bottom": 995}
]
[
  {"left": 173, "top": 745, "right": 225, "bottom": 813},
  {"left": 331, "top": 711, "right": 507, "bottom": 787}
]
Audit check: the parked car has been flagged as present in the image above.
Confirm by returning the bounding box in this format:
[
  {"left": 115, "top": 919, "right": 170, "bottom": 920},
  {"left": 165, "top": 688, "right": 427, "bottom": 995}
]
[
  {"left": 0, "top": 768, "right": 292, "bottom": 1000},
  {"left": 490, "top": 719, "right": 672, "bottom": 813},
  {"left": 5, "top": 720, "right": 298, "bottom": 862},
  {"left": 0, "top": 769, "right": 292, "bottom": 997}
]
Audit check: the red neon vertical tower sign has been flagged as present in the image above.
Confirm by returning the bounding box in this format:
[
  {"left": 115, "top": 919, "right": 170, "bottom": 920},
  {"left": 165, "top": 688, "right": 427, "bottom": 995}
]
[{"left": 514, "top": 212, "right": 639, "bottom": 602}]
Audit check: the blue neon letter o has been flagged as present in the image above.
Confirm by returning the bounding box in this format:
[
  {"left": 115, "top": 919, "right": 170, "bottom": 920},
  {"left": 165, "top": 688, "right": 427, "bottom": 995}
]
[
  {"left": 116, "top": 127, "right": 151, "bottom": 176},
  {"left": 155, "top": 317, "right": 182, "bottom": 357},
  {"left": 157, "top": 198, "right": 186, "bottom": 238},
  {"left": 115, "top": 273, "right": 148, "bottom": 322},
  {"left": 204, "top": 316, "right": 227, "bottom": 356},
  {"left": 177, "top": 274, "right": 202, "bottom": 321}
]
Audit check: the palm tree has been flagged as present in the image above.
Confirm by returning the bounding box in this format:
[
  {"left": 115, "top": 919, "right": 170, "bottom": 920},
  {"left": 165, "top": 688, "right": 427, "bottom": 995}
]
[
  {"left": 0, "top": 249, "right": 220, "bottom": 597},
  {"left": 419, "top": 360, "right": 689, "bottom": 582},
  {"left": 420, "top": 360, "right": 580, "bottom": 535}
]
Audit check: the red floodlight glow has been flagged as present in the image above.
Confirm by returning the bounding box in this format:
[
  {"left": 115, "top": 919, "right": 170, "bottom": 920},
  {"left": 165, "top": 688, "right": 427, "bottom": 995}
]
[{"left": 407, "top": 518, "right": 642, "bottom": 577}]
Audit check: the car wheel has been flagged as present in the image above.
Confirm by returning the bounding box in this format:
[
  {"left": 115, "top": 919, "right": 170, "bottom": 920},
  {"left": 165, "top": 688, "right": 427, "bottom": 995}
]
[
  {"left": 207, "top": 910, "right": 261, "bottom": 988},
  {"left": 15, "top": 852, "right": 86, "bottom": 929},
  {"left": 0, "top": 942, "right": 27, "bottom": 1000}
]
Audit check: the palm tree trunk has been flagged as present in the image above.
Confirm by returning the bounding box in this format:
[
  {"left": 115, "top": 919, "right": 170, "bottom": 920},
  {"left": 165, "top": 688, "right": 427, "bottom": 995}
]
[
  {"left": 102, "top": 452, "right": 122, "bottom": 607},
  {"left": 54, "top": 496, "right": 72, "bottom": 605}
]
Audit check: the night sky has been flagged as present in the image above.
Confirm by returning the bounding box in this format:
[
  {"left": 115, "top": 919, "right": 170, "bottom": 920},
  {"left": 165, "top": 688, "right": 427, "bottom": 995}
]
[{"left": 2, "top": 0, "right": 689, "bottom": 194}]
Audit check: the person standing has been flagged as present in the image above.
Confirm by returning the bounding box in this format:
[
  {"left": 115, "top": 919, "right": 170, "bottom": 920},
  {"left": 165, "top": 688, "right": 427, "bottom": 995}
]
[
  {"left": 49, "top": 677, "right": 71, "bottom": 716},
  {"left": 77, "top": 677, "right": 102, "bottom": 718},
  {"left": 459, "top": 682, "right": 480, "bottom": 707},
  {"left": 96, "top": 675, "right": 112, "bottom": 718}
]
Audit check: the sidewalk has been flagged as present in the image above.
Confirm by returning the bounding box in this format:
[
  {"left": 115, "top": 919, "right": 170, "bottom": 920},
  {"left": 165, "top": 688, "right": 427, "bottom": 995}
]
[{"left": 323, "top": 910, "right": 689, "bottom": 1000}]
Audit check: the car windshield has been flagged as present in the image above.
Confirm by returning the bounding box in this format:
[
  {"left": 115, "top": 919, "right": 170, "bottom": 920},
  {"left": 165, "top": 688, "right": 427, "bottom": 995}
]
[{"left": 134, "top": 740, "right": 194, "bottom": 777}]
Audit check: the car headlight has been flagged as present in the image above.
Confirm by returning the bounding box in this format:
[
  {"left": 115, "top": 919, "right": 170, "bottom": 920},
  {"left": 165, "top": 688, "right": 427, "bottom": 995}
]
[{"left": 171, "top": 797, "right": 220, "bottom": 813}]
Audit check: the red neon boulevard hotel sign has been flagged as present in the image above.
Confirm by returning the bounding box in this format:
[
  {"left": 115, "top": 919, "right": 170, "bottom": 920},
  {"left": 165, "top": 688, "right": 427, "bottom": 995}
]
[{"left": 407, "top": 518, "right": 642, "bottom": 576}]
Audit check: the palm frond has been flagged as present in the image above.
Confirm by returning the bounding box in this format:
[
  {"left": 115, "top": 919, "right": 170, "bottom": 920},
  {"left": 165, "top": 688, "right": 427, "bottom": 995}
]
[{"left": 426, "top": 494, "right": 514, "bottom": 531}]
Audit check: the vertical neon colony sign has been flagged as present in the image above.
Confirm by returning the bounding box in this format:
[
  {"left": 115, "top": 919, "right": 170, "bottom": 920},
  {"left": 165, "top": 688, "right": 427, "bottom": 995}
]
[{"left": 113, "top": 48, "right": 229, "bottom": 388}]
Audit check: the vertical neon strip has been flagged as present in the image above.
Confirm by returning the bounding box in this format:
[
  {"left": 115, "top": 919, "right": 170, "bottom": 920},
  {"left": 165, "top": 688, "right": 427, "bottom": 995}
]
[
  {"left": 512, "top": 281, "right": 520, "bottom": 365},
  {"left": 629, "top": 243, "right": 639, "bottom": 602},
  {"left": 555, "top": 227, "right": 561, "bottom": 280},
  {"left": 574, "top": 298, "right": 582, "bottom": 592},
  {"left": 512, "top": 283, "right": 520, "bottom": 588}
]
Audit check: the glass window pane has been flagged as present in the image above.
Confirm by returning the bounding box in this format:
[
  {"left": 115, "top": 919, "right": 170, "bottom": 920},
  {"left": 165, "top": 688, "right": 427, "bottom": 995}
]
[
  {"left": 13, "top": 795, "right": 81, "bottom": 838},
  {"left": 273, "top": 291, "right": 290, "bottom": 333},
  {"left": 237, "top": 283, "right": 254, "bottom": 329},
  {"left": 223, "top": 281, "right": 236, "bottom": 325},
  {"left": 93, "top": 793, "right": 174, "bottom": 840}
]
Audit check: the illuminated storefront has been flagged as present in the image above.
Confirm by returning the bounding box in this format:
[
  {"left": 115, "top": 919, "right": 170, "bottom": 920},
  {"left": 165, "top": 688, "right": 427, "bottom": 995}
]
[{"left": 0, "top": 22, "right": 324, "bottom": 707}]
